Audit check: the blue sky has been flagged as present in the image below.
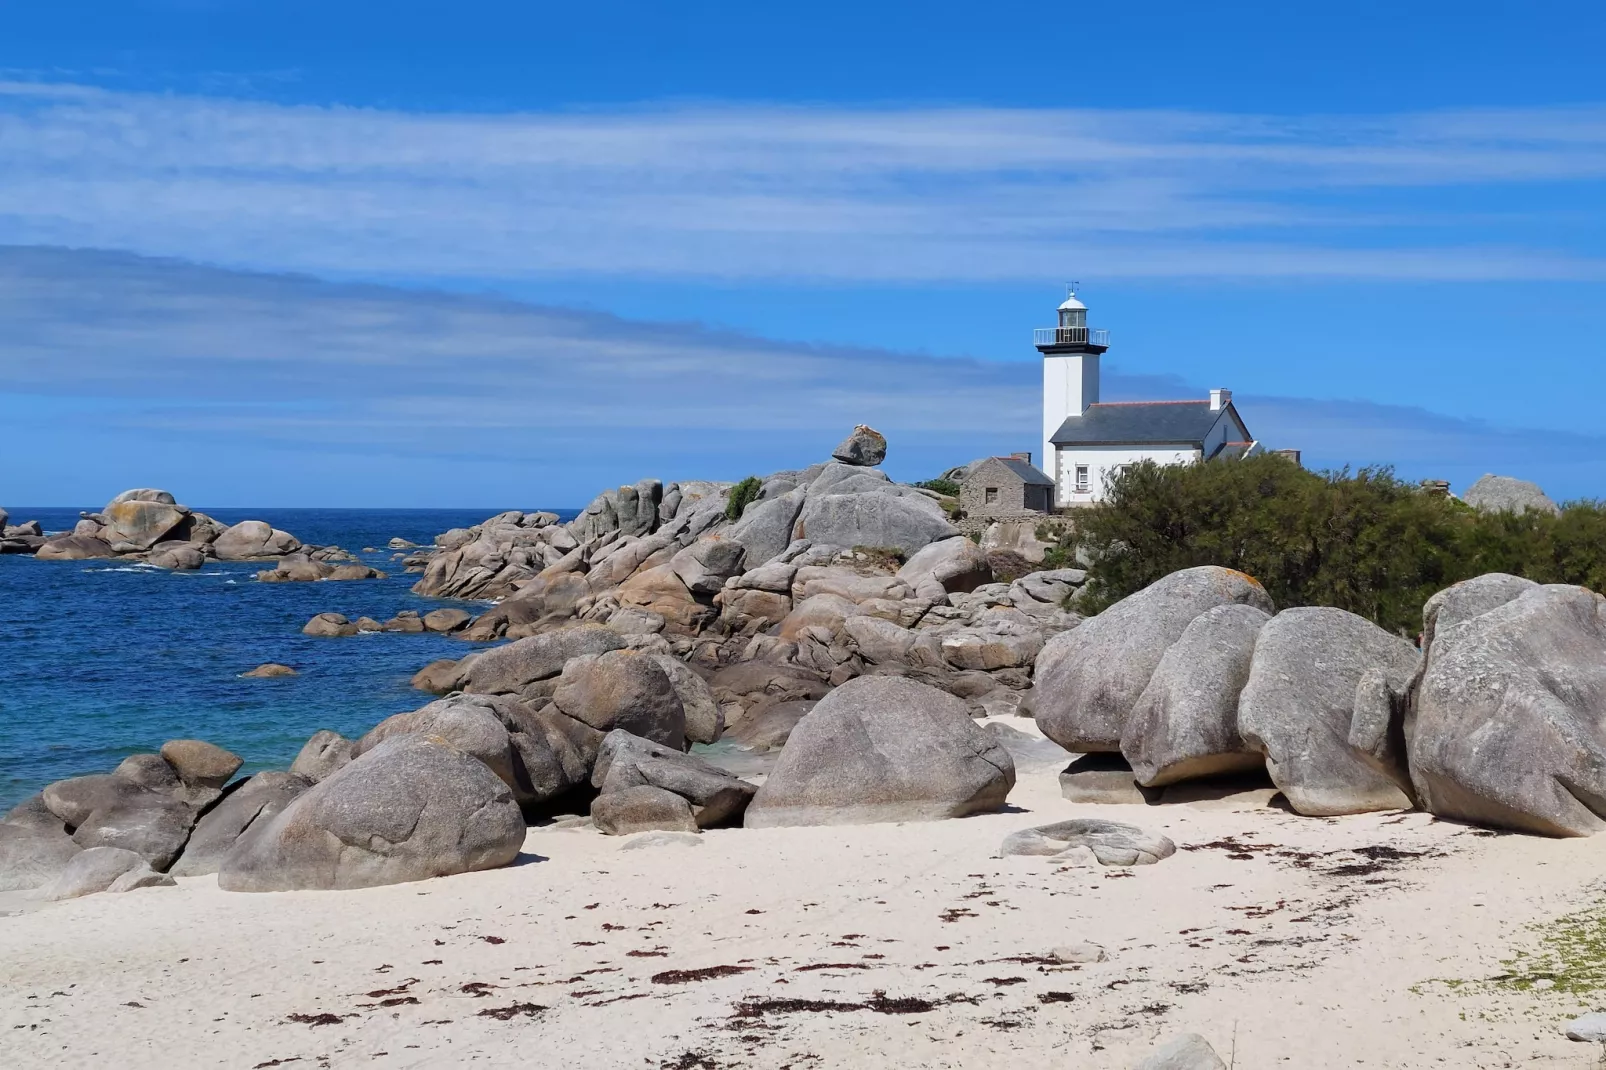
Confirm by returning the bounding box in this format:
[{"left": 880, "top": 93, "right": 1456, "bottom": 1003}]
[{"left": 2, "top": 1, "right": 1604, "bottom": 507}]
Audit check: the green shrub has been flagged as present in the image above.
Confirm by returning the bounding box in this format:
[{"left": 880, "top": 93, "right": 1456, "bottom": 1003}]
[
  {"left": 1076, "top": 454, "right": 1606, "bottom": 636},
  {"left": 915, "top": 477, "right": 962, "bottom": 497},
  {"left": 725, "top": 476, "right": 763, "bottom": 522}
]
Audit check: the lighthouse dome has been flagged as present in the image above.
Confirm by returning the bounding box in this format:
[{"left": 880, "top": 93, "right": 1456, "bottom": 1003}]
[{"left": 1057, "top": 292, "right": 1086, "bottom": 312}]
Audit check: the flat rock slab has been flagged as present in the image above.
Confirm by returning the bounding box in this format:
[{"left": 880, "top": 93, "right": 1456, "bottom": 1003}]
[
  {"left": 1000, "top": 818, "right": 1176, "bottom": 866},
  {"left": 1565, "top": 1012, "right": 1606, "bottom": 1042},
  {"left": 1059, "top": 753, "right": 1162, "bottom": 805},
  {"left": 1137, "top": 1032, "right": 1229, "bottom": 1070}
]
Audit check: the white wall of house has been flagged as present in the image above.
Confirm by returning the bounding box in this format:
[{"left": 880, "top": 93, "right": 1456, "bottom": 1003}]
[
  {"left": 1041, "top": 353, "right": 1100, "bottom": 480},
  {"left": 1053, "top": 444, "right": 1201, "bottom": 505}
]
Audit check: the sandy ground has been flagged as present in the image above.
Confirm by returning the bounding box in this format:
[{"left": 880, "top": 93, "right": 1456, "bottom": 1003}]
[{"left": 5, "top": 720, "right": 1606, "bottom": 1069}]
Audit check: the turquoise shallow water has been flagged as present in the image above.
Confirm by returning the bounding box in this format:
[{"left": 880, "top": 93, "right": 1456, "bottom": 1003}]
[{"left": 0, "top": 507, "right": 573, "bottom": 811}]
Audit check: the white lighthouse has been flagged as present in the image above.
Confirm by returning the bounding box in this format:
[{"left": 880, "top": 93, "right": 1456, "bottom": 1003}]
[
  {"left": 1036, "top": 287, "right": 1259, "bottom": 505},
  {"left": 1035, "top": 288, "right": 1109, "bottom": 483}
]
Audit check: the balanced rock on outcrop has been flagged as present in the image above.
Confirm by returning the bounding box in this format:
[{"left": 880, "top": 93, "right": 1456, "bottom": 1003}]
[
  {"left": 744, "top": 676, "right": 1015, "bottom": 827},
  {"left": 1411, "top": 583, "right": 1606, "bottom": 836},
  {"left": 217, "top": 735, "right": 526, "bottom": 892},
  {"left": 1121, "top": 603, "right": 1271, "bottom": 787},
  {"left": 1237, "top": 606, "right": 1419, "bottom": 816},
  {"left": 1034, "top": 566, "right": 1275, "bottom": 753},
  {"left": 831, "top": 424, "right": 888, "bottom": 467}
]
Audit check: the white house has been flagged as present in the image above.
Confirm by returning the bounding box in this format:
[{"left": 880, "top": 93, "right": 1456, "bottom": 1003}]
[{"left": 1038, "top": 289, "right": 1257, "bottom": 505}]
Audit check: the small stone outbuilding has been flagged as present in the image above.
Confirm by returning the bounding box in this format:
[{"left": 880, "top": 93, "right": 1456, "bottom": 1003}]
[{"left": 961, "top": 455, "right": 1055, "bottom": 519}]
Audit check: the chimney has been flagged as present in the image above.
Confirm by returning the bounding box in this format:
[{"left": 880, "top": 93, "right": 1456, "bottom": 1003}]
[
  {"left": 1209, "top": 388, "right": 1232, "bottom": 412},
  {"left": 1011, "top": 451, "right": 1032, "bottom": 464}
]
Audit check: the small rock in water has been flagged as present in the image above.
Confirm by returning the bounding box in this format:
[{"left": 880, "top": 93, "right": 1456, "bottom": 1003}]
[
  {"left": 303, "top": 612, "right": 357, "bottom": 638},
  {"left": 1565, "top": 1011, "right": 1606, "bottom": 1042},
  {"left": 242, "top": 663, "right": 297, "bottom": 678},
  {"left": 1050, "top": 942, "right": 1106, "bottom": 964},
  {"left": 619, "top": 831, "right": 703, "bottom": 850},
  {"left": 1136, "top": 1032, "right": 1228, "bottom": 1070}
]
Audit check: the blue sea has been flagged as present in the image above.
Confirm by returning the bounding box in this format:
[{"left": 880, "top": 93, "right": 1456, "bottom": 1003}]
[{"left": 0, "top": 507, "right": 574, "bottom": 812}]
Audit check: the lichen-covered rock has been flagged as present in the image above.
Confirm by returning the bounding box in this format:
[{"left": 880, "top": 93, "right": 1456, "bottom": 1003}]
[
  {"left": 1034, "top": 566, "right": 1275, "bottom": 753},
  {"left": 159, "top": 739, "right": 243, "bottom": 792},
  {"left": 1411, "top": 584, "right": 1606, "bottom": 836},
  {"left": 745, "top": 676, "right": 1015, "bottom": 827},
  {"left": 1238, "top": 607, "right": 1419, "bottom": 816},
  {"left": 1120, "top": 603, "right": 1270, "bottom": 787},
  {"left": 217, "top": 735, "right": 526, "bottom": 892}
]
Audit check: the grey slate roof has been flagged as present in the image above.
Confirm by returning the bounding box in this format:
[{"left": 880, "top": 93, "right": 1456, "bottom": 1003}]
[
  {"left": 985, "top": 456, "right": 1055, "bottom": 487},
  {"left": 1051, "top": 401, "right": 1235, "bottom": 447}
]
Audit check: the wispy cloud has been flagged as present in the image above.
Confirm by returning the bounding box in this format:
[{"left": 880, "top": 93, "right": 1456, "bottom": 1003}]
[
  {"left": 1, "top": 245, "right": 1601, "bottom": 506},
  {"left": 0, "top": 82, "right": 1603, "bottom": 283}
]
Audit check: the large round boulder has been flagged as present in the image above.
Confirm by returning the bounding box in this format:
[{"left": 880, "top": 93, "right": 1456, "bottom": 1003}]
[
  {"left": 1237, "top": 607, "right": 1419, "bottom": 816},
  {"left": 551, "top": 649, "right": 687, "bottom": 750},
  {"left": 744, "top": 676, "right": 1016, "bottom": 828},
  {"left": 102, "top": 498, "right": 189, "bottom": 551},
  {"left": 1410, "top": 584, "right": 1606, "bottom": 836},
  {"left": 212, "top": 520, "right": 302, "bottom": 560},
  {"left": 1120, "top": 603, "right": 1271, "bottom": 787},
  {"left": 1462, "top": 473, "right": 1560, "bottom": 516},
  {"left": 1034, "top": 566, "right": 1275, "bottom": 752},
  {"left": 216, "top": 735, "right": 527, "bottom": 892}
]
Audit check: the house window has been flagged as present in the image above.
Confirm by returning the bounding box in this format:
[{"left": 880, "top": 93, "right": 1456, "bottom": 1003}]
[
  {"left": 1074, "top": 465, "right": 1090, "bottom": 493},
  {"left": 984, "top": 487, "right": 998, "bottom": 505}
]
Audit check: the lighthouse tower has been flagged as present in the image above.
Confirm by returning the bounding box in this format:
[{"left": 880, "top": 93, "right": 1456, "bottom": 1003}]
[{"left": 1035, "top": 288, "right": 1109, "bottom": 484}]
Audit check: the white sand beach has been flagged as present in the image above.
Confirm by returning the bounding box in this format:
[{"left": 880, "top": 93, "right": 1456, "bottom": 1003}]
[{"left": 3, "top": 718, "right": 1604, "bottom": 1070}]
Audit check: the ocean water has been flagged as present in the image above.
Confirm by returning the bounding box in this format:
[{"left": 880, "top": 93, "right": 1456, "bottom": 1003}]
[{"left": 0, "top": 507, "right": 574, "bottom": 812}]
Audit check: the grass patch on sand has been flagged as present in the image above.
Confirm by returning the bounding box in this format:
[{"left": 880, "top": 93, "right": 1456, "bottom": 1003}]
[{"left": 1415, "top": 900, "right": 1606, "bottom": 999}]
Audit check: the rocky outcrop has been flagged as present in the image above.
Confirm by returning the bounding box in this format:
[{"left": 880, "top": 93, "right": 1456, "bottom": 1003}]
[
  {"left": 1462, "top": 473, "right": 1560, "bottom": 516},
  {"left": 256, "top": 556, "right": 383, "bottom": 582},
  {"left": 745, "top": 676, "right": 1016, "bottom": 827},
  {"left": 28, "top": 489, "right": 340, "bottom": 569},
  {"left": 1237, "top": 607, "right": 1419, "bottom": 816},
  {"left": 796, "top": 491, "right": 957, "bottom": 556},
  {"left": 217, "top": 735, "right": 526, "bottom": 892},
  {"left": 551, "top": 650, "right": 687, "bottom": 750},
  {"left": 1034, "top": 566, "right": 1275, "bottom": 753},
  {"left": 831, "top": 424, "right": 888, "bottom": 466},
  {"left": 1410, "top": 584, "right": 1606, "bottom": 835}
]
